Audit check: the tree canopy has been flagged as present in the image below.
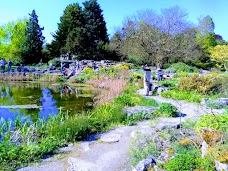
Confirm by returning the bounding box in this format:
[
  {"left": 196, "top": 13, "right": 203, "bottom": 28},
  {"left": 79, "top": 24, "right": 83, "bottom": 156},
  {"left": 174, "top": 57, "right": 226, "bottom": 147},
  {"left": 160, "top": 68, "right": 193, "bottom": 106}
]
[
  {"left": 0, "top": 19, "right": 27, "bottom": 64},
  {"left": 22, "top": 10, "right": 45, "bottom": 64},
  {"left": 48, "top": 0, "right": 109, "bottom": 60},
  {"left": 210, "top": 45, "right": 228, "bottom": 71}
]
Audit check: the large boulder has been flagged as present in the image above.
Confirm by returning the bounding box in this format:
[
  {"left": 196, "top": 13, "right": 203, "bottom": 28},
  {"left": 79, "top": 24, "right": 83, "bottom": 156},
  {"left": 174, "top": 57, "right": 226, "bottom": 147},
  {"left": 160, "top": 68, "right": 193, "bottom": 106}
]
[{"left": 132, "top": 155, "right": 156, "bottom": 171}]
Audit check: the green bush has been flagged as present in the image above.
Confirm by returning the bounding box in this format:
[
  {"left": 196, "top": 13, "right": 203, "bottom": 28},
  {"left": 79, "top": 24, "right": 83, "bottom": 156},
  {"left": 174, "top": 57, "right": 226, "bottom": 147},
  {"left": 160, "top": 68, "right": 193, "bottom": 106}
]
[
  {"left": 195, "top": 114, "right": 228, "bottom": 132},
  {"left": 158, "top": 79, "right": 178, "bottom": 87},
  {"left": 81, "top": 67, "right": 96, "bottom": 74},
  {"left": 165, "top": 146, "right": 215, "bottom": 171},
  {"left": 168, "top": 62, "right": 198, "bottom": 73},
  {"left": 193, "top": 62, "right": 216, "bottom": 70},
  {"left": 178, "top": 74, "right": 215, "bottom": 94},
  {"left": 156, "top": 103, "right": 178, "bottom": 117},
  {"left": 161, "top": 89, "right": 204, "bottom": 103}
]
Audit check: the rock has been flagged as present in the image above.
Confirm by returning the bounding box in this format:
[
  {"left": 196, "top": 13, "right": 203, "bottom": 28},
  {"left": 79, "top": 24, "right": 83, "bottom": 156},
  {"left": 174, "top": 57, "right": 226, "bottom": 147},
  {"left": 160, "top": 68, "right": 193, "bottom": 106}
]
[
  {"left": 201, "top": 141, "right": 208, "bottom": 157},
  {"left": 124, "top": 106, "right": 158, "bottom": 117},
  {"left": 59, "top": 143, "right": 74, "bottom": 152},
  {"left": 215, "top": 160, "right": 228, "bottom": 171},
  {"left": 132, "top": 155, "right": 156, "bottom": 171},
  {"left": 100, "top": 133, "right": 122, "bottom": 143},
  {"left": 79, "top": 142, "right": 90, "bottom": 152},
  {"left": 157, "top": 87, "right": 171, "bottom": 95},
  {"left": 68, "top": 157, "right": 97, "bottom": 171},
  {"left": 98, "top": 83, "right": 106, "bottom": 89},
  {"left": 200, "top": 98, "right": 210, "bottom": 106},
  {"left": 214, "top": 98, "right": 228, "bottom": 108}
]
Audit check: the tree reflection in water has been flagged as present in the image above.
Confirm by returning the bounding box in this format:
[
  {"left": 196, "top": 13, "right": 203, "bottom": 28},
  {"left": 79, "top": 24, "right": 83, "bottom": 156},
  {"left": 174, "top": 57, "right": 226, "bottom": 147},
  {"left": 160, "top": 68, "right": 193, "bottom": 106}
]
[{"left": 39, "top": 88, "right": 58, "bottom": 119}]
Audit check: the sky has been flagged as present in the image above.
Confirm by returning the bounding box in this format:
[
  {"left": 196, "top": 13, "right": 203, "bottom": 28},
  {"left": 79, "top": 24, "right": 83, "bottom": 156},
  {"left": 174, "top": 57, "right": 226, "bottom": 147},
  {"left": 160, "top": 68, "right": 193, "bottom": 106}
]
[{"left": 0, "top": 0, "right": 227, "bottom": 43}]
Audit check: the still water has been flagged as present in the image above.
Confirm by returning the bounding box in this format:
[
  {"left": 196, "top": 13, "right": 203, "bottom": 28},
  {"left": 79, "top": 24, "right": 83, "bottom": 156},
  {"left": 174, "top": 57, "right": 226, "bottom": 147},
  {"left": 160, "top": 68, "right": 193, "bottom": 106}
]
[{"left": 0, "top": 82, "right": 94, "bottom": 122}]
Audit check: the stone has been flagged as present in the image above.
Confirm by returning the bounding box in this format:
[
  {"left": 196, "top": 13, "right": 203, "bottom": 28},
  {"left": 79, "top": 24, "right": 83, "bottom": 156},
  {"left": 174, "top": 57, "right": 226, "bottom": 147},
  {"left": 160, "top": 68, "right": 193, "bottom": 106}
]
[
  {"left": 201, "top": 141, "right": 208, "bottom": 157},
  {"left": 132, "top": 155, "right": 156, "bottom": 171},
  {"left": 59, "top": 143, "right": 74, "bottom": 152},
  {"left": 200, "top": 98, "right": 210, "bottom": 106},
  {"left": 68, "top": 157, "right": 97, "bottom": 171},
  {"left": 79, "top": 142, "right": 90, "bottom": 152},
  {"left": 98, "top": 83, "right": 106, "bottom": 89},
  {"left": 100, "top": 133, "right": 122, "bottom": 143},
  {"left": 214, "top": 98, "right": 228, "bottom": 107},
  {"left": 215, "top": 160, "right": 228, "bottom": 171}
]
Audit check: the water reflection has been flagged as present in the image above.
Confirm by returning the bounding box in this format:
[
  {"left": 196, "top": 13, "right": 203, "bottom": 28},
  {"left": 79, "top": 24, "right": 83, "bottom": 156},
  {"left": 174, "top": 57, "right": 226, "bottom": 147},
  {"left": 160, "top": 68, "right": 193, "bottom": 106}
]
[
  {"left": 0, "top": 82, "right": 94, "bottom": 122},
  {"left": 39, "top": 88, "right": 58, "bottom": 119}
]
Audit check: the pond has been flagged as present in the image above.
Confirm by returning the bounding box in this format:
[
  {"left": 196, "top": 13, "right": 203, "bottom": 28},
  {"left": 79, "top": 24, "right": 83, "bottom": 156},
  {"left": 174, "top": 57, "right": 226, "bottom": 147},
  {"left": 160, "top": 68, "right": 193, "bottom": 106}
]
[{"left": 0, "top": 82, "right": 94, "bottom": 122}]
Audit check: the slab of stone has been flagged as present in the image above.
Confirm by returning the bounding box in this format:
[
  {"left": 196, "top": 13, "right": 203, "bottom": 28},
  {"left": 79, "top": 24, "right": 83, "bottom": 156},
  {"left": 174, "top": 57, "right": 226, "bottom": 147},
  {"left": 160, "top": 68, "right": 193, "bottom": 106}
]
[
  {"left": 68, "top": 157, "right": 98, "bottom": 171},
  {"left": 59, "top": 143, "right": 74, "bottom": 152},
  {"left": 79, "top": 142, "right": 90, "bottom": 152},
  {"left": 100, "top": 133, "right": 122, "bottom": 143}
]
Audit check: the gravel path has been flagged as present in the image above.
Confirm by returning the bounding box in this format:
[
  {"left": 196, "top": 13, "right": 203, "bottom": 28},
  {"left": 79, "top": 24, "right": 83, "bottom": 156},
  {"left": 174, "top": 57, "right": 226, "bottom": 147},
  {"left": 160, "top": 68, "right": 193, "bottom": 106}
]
[{"left": 18, "top": 89, "right": 225, "bottom": 171}]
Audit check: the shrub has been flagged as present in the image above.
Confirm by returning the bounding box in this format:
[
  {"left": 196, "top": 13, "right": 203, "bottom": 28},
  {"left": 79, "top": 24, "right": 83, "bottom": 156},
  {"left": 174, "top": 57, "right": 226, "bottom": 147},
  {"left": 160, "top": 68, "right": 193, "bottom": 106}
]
[
  {"left": 158, "top": 79, "right": 178, "bottom": 87},
  {"left": 168, "top": 62, "right": 198, "bottom": 73},
  {"left": 81, "top": 67, "right": 96, "bottom": 74},
  {"left": 178, "top": 74, "right": 213, "bottom": 94},
  {"left": 161, "top": 89, "right": 204, "bottom": 103},
  {"left": 156, "top": 103, "right": 178, "bottom": 117},
  {"left": 195, "top": 114, "right": 228, "bottom": 132},
  {"left": 165, "top": 146, "right": 215, "bottom": 171}
]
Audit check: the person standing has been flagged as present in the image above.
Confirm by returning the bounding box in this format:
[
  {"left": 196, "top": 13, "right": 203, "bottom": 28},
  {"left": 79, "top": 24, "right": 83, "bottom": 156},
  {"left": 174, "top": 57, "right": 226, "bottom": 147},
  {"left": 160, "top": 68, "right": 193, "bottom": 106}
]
[
  {"left": 1, "top": 58, "right": 6, "bottom": 73},
  {"left": 0, "top": 58, "right": 3, "bottom": 73},
  {"left": 8, "top": 60, "right": 12, "bottom": 72},
  {"left": 143, "top": 64, "right": 152, "bottom": 96},
  {"left": 156, "top": 68, "right": 163, "bottom": 81}
]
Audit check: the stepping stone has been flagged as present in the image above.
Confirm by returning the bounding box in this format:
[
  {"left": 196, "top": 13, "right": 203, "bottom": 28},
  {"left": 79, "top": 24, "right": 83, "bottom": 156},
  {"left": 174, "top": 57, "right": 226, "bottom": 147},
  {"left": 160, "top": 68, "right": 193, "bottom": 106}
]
[
  {"left": 100, "top": 133, "right": 122, "bottom": 143},
  {"left": 68, "top": 157, "right": 97, "bottom": 171}
]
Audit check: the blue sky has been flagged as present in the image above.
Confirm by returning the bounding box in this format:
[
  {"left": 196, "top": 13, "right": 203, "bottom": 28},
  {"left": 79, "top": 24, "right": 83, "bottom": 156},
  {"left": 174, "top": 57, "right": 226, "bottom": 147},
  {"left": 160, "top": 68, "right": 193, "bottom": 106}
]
[{"left": 0, "top": 0, "right": 227, "bottom": 43}]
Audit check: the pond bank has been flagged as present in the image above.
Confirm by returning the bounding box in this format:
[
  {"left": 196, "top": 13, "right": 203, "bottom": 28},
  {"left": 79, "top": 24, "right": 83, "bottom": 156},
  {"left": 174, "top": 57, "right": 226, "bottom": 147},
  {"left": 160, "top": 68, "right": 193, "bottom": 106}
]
[{"left": 18, "top": 89, "right": 225, "bottom": 171}]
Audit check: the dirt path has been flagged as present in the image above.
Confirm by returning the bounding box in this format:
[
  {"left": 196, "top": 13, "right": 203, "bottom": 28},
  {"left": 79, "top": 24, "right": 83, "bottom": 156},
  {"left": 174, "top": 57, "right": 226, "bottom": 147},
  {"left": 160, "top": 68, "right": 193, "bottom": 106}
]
[{"left": 18, "top": 89, "right": 225, "bottom": 171}]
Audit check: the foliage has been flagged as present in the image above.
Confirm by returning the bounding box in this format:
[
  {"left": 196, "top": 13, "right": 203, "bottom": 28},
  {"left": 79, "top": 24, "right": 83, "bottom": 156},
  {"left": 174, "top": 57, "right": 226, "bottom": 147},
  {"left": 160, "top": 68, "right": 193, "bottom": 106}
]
[
  {"left": 81, "top": 67, "right": 96, "bottom": 74},
  {"left": 82, "top": 0, "right": 109, "bottom": 60},
  {"left": 0, "top": 19, "right": 27, "bottom": 64},
  {"left": 109, "top": 6, "right": 204, "bottom": 66},
  {"left": 22, "top": 10, "right": 45, "bottom": 64},
  {"left": 155, "top": 102, "right": 178, "bottom": 117},
  {"left": 165, "top": 145, "right": 215, "bottom": 171},
  {"left": 158, "top": 79, "right": 178, "bottom": 87},
  {"left": 49, "top": 3, "right": 84, "bottom": 57},
  {"left": 168, "top": 62, "right": 198, "bottom": 73},
  {"left": 161, "top": 89, "right": 205, "bottom": 103},
  {"left": 39, "top": 74, "right": 64, "bottom": 82},
  {"left": 209, "top": 45, "right": 228, "bottom": 71},
  {"left": 49, "top": 0, "right": 108, "bottom": 60},
  {"left": 178, "top": 74, "right": 214, "bottom": 94},
  {"left": 130, "top": 138, "right": 159, "bottom": 166},
  {"left": 195, "top": 114, "right": 228, "bottom": 132}
]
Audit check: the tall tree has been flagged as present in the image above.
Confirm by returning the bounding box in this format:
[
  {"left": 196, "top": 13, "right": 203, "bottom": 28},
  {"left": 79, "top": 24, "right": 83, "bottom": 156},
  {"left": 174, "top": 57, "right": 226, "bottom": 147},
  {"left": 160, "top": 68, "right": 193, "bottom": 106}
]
[
  {"left": 0, "top": 19, "right": 27, "bottom": 64},
  {"left": 22, "top": 10, "right": 45, "bottom": 64},
  {"left": 110, "top": 6, "right": 194, "bottom": 67},
  {"left": 196, "top": 15, "right": 217, "bottom": 61},
  {"left": 82, "top": 0, "right": 109, "bottom": 60},
  {"left": 50, "top": 3, "right": 84, "bottom": 56},
  {"left": 198, "top": 15, "right": 215, "bottom": 35}
]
